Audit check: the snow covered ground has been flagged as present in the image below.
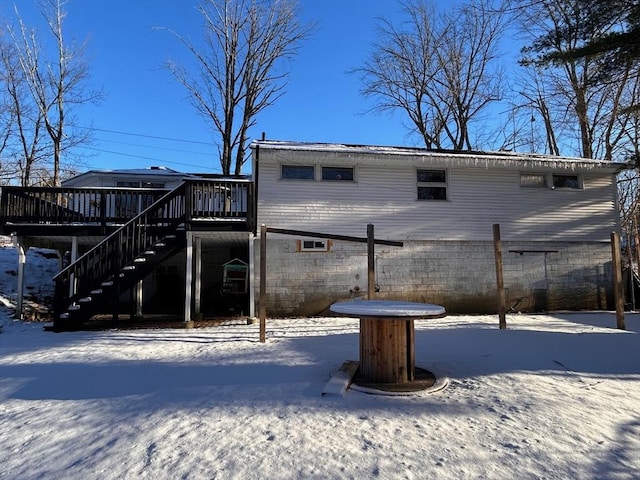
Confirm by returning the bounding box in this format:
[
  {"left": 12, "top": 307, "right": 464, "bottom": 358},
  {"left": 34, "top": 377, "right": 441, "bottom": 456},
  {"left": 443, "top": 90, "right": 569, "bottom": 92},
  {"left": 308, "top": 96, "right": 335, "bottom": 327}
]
[{"left": 1, "top": 241, "right": 639, "bottom": 479}]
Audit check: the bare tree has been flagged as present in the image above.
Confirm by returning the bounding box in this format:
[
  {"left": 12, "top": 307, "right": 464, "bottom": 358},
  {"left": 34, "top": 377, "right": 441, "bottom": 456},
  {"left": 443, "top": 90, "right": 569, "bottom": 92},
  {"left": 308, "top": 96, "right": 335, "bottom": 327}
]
[
  {"left": 356, "top": 0, "right": 507, "bottom": 150},
  {"left": 165, "top": 0, "right": 311, "bottom": 175},
  {"left": 0, "top": 34, "right": 47, "bottom": 186},
  {"left": 518, "top": 0, "right": 639, "bottom": 160},
  {"left": 9, "top": 0, "right": 99, "bottom": 186}
]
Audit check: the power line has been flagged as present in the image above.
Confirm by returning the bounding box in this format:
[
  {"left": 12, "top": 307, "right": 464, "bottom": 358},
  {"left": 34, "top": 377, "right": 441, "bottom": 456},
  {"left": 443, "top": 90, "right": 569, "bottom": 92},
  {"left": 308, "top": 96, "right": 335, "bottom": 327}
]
[
  {"left": 72, "top": 125, "right": 216, "bottom": 146},
  {"left": 79, "top": 146, "right": 222, "bottom": 172},
  {"left": 98, "top": 138, "right": 215, "bottom": 157}
]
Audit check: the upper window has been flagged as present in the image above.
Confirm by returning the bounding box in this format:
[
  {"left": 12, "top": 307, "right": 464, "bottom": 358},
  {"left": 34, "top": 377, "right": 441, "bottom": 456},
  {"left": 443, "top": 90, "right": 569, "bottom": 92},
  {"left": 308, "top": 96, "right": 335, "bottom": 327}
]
[
  {"left": 520, "top": 173, "right": 547, "bottom": 188},
  {"left": 520, "top": 173, "right": 581, "bottom": 190},
  {"left": 417, "top": 169, "right": 447, "bottom": 200},
  {"left": 281, "top": 165, "right": 315, "bottom": 180},
  {"left": 553, "top": 174, "right": 580, "bottom": 189},
  {"left": 322, "top": 166, "right": 354, "bottom": 181}
]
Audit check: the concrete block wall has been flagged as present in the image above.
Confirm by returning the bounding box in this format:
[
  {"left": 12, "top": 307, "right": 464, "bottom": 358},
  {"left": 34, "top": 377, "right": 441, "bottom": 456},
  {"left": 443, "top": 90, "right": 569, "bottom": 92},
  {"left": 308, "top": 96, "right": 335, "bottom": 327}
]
[{"left": 255, "top": 238, "right": 614, "bottom": 317}]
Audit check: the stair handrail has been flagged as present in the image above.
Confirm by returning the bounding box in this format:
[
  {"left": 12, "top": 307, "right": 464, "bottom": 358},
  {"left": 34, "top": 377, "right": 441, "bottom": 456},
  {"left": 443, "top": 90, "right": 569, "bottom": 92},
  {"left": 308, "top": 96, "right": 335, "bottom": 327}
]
[{"left": 53, "top": 182, "right": 187, "bottom": 288}]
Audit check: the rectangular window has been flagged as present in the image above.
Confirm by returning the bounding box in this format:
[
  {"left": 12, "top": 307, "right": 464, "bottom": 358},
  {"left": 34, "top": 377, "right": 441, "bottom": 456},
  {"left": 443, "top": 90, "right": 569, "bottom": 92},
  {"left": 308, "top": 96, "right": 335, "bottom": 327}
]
[
  {"left": 552, "top": 174, "right": 580, "bottom": 189},
  {"left": 520, "top": 173, "right": 547, "bottom": 188},
  {"left": 281, "top": 165, "right": 315, "bottom": 180},
  {"left": 299, "top": 239, "right": 329, "bottom": 252},
  {"left": 417, "top": 169, "right": 447, "bottom": 200},
  {"left": 322, "top": 166, "right": 354, "bottom": 181}
]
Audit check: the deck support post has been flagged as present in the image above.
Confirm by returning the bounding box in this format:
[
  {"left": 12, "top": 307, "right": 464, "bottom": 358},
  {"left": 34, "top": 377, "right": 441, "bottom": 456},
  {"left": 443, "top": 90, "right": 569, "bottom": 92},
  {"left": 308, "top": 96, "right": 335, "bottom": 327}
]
[
  {"left": 259, "top": 224, "right": 267, "bottom": 342},
  {"left": 184, "top": 231, "right": 194, "bottom": 328},
  {"left": 13, "top": 236, "right": 26, "bottom": 320},
  {"left": 69, "top": 236, "right": 78, "bottom": 298},
  {"left": 193, "top": 236, "right": 202, "bottom": 320},
  {"left": 248, "top": 232, "right": 255, "bottom": 318},
  {"left": 132, "top": 280, "right": 143, "bottom": 318}
]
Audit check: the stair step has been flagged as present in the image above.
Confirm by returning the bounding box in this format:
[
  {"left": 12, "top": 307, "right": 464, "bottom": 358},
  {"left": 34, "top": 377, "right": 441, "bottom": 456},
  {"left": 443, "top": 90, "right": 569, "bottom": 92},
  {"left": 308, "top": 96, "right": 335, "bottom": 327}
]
[
  {"left": 101, "top": 281, "right": 113, "bottom": 287},
  {"left": 68, "top": 304, "right": 81, "bottom": 311},
  {"left": 90, "top": 289, "right": 103, "bottom": 295},
  {"left": 78, "top": 297, "right": 92, "bottom": 303},
  {"left": 154, "top": 242, "right": 166, "bottom": 247},
  {"left": 133, "top": 257, "right": 146, "bottom": 263},
  {"left": 60, "top": 312, "right": 70, "bottom": 319},
  {"left": 143, "top": 250, "right": 156, "bottom": 255},
  {"left": 122, "top": 265, "right": 136, "bottom": 271}
]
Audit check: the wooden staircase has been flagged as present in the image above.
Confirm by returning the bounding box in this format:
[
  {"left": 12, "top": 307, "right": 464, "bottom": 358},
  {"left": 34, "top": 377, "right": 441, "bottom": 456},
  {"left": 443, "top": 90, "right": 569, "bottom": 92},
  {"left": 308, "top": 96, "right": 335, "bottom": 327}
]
[{"left": 52, "top": 184, "right": 188, "bottom": 331}]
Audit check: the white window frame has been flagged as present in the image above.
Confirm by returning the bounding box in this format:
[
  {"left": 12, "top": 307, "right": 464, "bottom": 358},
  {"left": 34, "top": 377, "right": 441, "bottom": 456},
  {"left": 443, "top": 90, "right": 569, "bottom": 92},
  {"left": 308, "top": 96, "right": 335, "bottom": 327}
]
[
  {"left": 298, "top": 239, "right": 330, "bottom": 252},
  {"left": 416, "top": 168, "right": 448, "bottom": 201},
  {"left": 321, "top": 166, "right": 355, "bottom": 182},
  {"left": 519, "top": 172, "right": 582, "bottom": 190},
  {"left": 280, "top": 164, "right": 316, "bottom": 180},
  {"left": 552, "top": 173, "right": 581, "bottom": 189},
  {"left": 520, "top": 173, "right": 547, "bottom": 188}
]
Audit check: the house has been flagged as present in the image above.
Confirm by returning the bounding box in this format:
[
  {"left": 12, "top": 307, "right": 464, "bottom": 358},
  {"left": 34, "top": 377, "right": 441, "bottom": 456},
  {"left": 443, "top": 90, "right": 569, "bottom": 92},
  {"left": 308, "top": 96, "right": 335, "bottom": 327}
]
[
  {"left": 251, "top": 140, "right": 625, "bottom": 316},
  {"left": 0, "top": 141, "right": 627, "bottom": 330}
]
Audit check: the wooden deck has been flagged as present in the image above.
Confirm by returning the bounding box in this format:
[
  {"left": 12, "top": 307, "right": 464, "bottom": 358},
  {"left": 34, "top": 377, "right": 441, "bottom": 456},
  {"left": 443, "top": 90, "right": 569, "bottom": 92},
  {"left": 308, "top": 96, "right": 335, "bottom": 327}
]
[
  {"left": 0, "top": 179, "right": 256, "bottom": 240},
  {"left": 1, "top": 179, "right": 256, "bottom": 331}
]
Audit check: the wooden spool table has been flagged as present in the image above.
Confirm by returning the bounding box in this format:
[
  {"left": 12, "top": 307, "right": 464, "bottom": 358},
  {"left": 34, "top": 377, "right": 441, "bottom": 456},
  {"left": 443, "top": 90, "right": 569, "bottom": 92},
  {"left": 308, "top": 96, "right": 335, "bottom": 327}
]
[{"left": 330, "top": 300, "right": 446, "bottom": 385}]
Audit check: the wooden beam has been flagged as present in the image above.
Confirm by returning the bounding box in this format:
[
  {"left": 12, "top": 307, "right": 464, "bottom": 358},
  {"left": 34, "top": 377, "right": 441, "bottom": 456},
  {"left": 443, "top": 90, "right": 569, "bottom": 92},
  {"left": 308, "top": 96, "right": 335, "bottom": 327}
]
[
  {"left": 322, "top": 360, "right": 359, "bottom": 396},
  {"left": 266, "top": 227, "right": 403, "bottom": 247}
]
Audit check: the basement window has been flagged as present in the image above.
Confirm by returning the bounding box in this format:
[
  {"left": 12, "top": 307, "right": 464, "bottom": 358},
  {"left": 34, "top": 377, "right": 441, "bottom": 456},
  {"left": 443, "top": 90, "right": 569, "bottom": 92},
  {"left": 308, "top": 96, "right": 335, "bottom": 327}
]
[
  {"left": 298, "top": 239, "right": 330, "bottom": 252},
  {"left": 417, "top": 169, "right": 447, "bottom": 200}
]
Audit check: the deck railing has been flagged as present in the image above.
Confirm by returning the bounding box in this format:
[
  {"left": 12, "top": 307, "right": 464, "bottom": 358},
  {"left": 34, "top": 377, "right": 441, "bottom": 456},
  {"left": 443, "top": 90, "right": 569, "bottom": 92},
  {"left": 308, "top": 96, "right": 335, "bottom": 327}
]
[{"left": 0, "top": 179, "right": 255, "bottom": 232}]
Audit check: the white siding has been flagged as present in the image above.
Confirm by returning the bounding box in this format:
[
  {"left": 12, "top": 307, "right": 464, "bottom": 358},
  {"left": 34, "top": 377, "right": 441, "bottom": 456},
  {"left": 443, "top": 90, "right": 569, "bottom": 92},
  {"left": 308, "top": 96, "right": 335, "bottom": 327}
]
[{"left": 257, "top": 150, "right": 618, "bottom": 242}]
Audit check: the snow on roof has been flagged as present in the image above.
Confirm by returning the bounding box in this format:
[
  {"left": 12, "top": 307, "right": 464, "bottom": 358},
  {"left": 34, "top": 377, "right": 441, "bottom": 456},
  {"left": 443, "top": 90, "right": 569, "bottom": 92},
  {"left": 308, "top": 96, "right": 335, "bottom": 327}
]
[
  {"left": 88, "top": 166, "right": 190, "bottom": 176},
  {"left": 62, "top": 167, "right": 206, "bottom": 186},
  {"left": 251, "top": 139, "right": 629, "bottom": 171}
]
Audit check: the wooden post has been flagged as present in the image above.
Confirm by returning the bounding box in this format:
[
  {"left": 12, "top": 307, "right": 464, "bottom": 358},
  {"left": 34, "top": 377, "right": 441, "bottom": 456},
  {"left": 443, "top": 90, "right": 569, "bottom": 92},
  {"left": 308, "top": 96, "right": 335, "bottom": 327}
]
[
  {"left": 493, "top": 224, "right": 507, "bottom": 329},
  {"left": 611, "top": 231, "right": 626, "bottom": 330},
  {"left": 626, "top": 224, "right": 635, "bottom": 311},
  {"left": 367, "top": 224, "right": 375, "bottom": 300},
  {"left": 259, "top": 224, "right": 267, "bottom": 342}
]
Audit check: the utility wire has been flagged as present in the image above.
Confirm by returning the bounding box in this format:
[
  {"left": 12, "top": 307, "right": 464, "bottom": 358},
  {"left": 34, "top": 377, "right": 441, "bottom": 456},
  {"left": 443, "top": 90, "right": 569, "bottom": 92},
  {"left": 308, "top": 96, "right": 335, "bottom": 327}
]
[
  {"left": 80, "top": 146, "right": 222, "bottom": 172},
  {"left": 98, "top": 138, "right": 214, "bottom": 156},
  {"left": 72, "top": 124, "right": 216, "bottom": 146}
]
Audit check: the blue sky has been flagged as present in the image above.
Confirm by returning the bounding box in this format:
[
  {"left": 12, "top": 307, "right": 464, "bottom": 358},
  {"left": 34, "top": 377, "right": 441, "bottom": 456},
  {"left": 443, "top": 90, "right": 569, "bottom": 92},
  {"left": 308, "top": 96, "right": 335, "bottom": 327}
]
[{"left": 5, "top": 0, "right": 485, "bottom": 174}]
